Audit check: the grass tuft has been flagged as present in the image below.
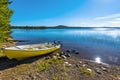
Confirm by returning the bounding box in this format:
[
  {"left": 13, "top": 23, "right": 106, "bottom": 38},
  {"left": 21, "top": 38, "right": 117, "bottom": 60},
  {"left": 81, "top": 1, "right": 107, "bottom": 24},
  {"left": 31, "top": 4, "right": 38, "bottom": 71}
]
[{"left": 79, "top": 67, "right": 94, "bottom": 76}]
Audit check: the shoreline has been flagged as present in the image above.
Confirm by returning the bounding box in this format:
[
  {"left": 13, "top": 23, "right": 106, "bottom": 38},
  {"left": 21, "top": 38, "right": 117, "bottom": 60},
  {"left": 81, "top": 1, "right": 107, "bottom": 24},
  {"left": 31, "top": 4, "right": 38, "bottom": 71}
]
[
  {"left": 0, "top": 43, "right": 120, "bottom": 80},
  {"left": 0, "top": 51, "right": 120, "bottom": 80}
]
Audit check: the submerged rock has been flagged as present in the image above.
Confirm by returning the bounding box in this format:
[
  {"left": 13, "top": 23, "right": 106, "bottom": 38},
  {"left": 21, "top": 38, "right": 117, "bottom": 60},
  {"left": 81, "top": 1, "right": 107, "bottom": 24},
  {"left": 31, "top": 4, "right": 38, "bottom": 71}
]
[
  {"left": 65, "top": 53, "right": 71, "bottom": 57},
  {"left": 72, "top": 49, "right": 79, "bottom": 54},
  {"left": 75, "top": 51, "right": 79, "bottom": 54},
  {"left": 66, "top": 49, "right": 71, "bottom": 53}
]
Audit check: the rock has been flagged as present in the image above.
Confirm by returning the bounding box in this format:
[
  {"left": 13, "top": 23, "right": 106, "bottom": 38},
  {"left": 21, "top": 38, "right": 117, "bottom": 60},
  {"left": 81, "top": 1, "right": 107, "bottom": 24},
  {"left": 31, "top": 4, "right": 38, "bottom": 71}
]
[
  {"left": 76, "top": 64, "right": 80, "bottom": 68},
  {"left": 64, "top": 61, "right": 69, "bottom": 64},
  {"left": 57, "top": 56, "right": 62, "bottom": 60},
  {"left": 68, "top": 64, "right": 72, "bottom": 66},
  {"left": 65, "top": 62, "right": 72, "bottom": 67},
  {"left": 44, "top": 56, "right": 50, "bottom": 60},
  {"left": 101, "top": 67, "right": 108, "bottom": 72},
  {"left": 66, "top": 49, "right": 71, "bottom": 53},
  {"left": 60, "top": 52, "right": 65, "bottom": 56},
  {"left": 117, "top": 76, "right": 120, "bottom": 80},
  {"left": 72, "top": 49, "right": 76, "bottom": 53},
  {"left": 24, "top": 76, "right": 30, "bottom": 80},
  {"left": 61, "top": 55, "right": 67, "bottom": 59},
  {"left": 96, "top": 68, "right": 102, "bottom": 74},
  {"left": 65, "top": 53, "right": 71, "bottom": 57},
  {"left": 86, "top": 68, "right": 92, "bottom": 72},
  {"left": 0, "top": 71, "right": 2, "bottom": 75},
  {"left": 79, "top": 61, "right": 82, "bottom": 64},
  {"left": 56, "top": 53, "right": 60, "bottom": 56},
  {"left": 72, "top": 49, "right": 79, "bottom": 54},
  {"left": 82, "top": 64, "right": 86, "bottom": 67},
  {"left": 52, "top": 55, "right": 57, "bottom": 59},
  {"left": 33, "top": 75, "right": 37, "bottom": 79},
  {"left": 75, "top": 51, "right": 79, "bottom": 54}
]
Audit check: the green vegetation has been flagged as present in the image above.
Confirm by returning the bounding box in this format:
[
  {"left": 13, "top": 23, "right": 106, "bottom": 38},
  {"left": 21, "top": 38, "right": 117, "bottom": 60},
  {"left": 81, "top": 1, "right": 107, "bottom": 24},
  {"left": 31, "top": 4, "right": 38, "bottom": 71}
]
[
  {"left": 35, "top": 58, "right": 64, "bottom": 72},
  {"left": 14, "top": 64, "right": 31, "bottom": 75},
  {"left": 79, "top": 67, "right": 94, "bottom": 76},
  {"left": 11, "top": 25, "right": 69, "bottom": 29},
  {"left": 11, "top": 26, "right": 47, "bottom": 29},
  {"left": 35, "top": 61, "right": 50, "bottom": 72},
  {"left": 60, "top": 64, "right": 66, "bottom": 72},
  {"left": 0, "top": 0, "right": 13, "bottom": 44},
  {"left": 53, "top": 74, "right": 59, "bottom": 80},
  {"left": 53, "top": 73, "right": 69, "bottom": 80}
]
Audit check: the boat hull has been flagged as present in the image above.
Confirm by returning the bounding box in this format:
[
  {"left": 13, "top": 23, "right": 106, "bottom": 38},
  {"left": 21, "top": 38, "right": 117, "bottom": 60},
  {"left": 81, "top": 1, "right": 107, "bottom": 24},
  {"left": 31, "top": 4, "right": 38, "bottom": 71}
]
[{"left": 4, "top": 44, "right": 60, "bottom": 60}]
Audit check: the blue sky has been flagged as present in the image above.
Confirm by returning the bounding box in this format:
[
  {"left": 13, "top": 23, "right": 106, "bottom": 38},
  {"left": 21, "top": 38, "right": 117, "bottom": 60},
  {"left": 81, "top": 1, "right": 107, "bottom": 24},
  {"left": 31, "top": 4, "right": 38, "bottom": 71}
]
[{"left": 10, "top": 0, "right": 120, "bottom": 27}]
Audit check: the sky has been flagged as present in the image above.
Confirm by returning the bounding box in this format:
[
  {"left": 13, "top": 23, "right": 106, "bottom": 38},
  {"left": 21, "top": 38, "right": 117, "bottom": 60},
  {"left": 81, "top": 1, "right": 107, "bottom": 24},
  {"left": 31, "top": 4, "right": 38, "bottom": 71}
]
[{"left": 10, "top": 0, "right": 120, "bottom": 27}]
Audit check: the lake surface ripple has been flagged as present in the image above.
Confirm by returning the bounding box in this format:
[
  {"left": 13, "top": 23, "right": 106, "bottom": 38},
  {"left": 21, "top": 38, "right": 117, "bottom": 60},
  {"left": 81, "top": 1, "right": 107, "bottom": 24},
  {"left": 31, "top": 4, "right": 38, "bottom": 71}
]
[{"left": 11, "top": 28, "right": 120, "bottom": 66}]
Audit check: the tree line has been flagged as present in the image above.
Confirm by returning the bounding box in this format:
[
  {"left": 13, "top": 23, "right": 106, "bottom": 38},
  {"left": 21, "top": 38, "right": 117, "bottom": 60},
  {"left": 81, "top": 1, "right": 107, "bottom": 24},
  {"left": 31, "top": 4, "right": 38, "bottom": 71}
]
[{"left": 0, "top": 0, "right": 13, "bottom": 44}]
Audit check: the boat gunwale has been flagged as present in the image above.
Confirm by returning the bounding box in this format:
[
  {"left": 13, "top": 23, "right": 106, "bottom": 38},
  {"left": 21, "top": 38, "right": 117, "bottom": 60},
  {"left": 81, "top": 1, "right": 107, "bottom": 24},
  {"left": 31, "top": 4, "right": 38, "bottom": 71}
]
[
  {"left": 5, "top": 47, "right": 60, "bottom": 52},
  {"left": 4, "top": 44, "right": 61, "bottom": 51}
]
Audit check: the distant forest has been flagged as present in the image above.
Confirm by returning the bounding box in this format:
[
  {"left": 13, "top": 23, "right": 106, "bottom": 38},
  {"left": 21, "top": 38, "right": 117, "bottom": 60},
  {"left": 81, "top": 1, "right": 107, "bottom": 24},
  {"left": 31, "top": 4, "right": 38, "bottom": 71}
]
[
  {"left": 11, "top": 25, "right": 69, "bottom": 29},
  {"left": 10, "top": 25, "right": 120, "bottom": 29}
]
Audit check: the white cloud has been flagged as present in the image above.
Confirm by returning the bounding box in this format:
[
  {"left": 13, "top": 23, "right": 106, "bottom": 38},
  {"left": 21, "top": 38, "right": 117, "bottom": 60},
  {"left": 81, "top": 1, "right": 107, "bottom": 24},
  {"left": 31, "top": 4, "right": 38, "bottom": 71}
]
[
  {"left": 95, "top": 14, "right": 120, "bottom": 20},
  {"left": 92, "top": 13, "right": 120, "bottom": 27},
  {"left": 108, "top": 21, "right": 120, "bottom": 24},
  {"left": 115, "top": 18, "right": 120, "bottom": 21}
]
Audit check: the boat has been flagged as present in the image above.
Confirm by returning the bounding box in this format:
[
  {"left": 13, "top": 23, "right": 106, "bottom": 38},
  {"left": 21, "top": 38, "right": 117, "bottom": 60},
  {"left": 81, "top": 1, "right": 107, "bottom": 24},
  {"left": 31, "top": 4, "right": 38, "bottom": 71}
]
[{"left": 3, "top": 43, "right": 61, "bottom": 60}]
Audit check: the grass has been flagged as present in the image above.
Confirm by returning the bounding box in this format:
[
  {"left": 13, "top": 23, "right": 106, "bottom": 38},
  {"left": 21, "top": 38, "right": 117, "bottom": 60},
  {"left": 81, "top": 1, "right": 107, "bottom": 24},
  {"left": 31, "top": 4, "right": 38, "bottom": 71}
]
[
  {"left": 35, "top": 58, "right": 64, "bottom": 72},
  {"left": 60, "top": 64, "right": 66, "bottom": 72},
  {"left": 14, "top": 64, "right": 31, "bottom": 75},
  {"left": 0, "top": 49, "right": 5, "bottom": 57},
  {"left": 63, "top": 72, "right": 69, "bottom": 80},
  {"left": 79, "top": 67, "right": 94, "bottom": 76},
  {"left": 1, "top": 57, "right": 66, "bottom": 79},
  {"left": 35, "top": 60, "right": 50, "bottom": 72},
  {"left": 53, "top": 74, "right": 59, "bottom": 80},
  {"left": 53, "top": 73, "right": 69, "bottom": 80}
]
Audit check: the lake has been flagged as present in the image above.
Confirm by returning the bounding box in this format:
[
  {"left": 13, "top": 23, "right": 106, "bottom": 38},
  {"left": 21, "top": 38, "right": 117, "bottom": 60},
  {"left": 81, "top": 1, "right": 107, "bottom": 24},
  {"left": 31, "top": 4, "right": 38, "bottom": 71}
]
[{"left": 11, "top": 28, "right": 120, "bottom": 66}]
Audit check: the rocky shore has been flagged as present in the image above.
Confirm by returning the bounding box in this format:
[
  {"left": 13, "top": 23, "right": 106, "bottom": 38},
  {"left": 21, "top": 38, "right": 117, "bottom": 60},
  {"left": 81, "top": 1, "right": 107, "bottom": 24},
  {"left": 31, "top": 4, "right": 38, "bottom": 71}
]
[{"left": 0, "top": 50, "right": 120, "bottom": 80}]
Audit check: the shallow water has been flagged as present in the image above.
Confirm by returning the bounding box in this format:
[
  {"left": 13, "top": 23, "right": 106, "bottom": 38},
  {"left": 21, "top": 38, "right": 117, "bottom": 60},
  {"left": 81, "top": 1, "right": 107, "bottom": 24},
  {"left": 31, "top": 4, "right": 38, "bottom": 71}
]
[{"left": 11, "top": 28, "right": 120, "bottom": 65}]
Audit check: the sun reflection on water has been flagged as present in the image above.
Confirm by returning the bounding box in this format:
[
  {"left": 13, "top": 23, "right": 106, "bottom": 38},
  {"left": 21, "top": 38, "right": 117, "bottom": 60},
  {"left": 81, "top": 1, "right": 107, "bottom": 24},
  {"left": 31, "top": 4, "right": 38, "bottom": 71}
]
[{"left": 95, "top": 57, "right": 101, "bottom": 63}]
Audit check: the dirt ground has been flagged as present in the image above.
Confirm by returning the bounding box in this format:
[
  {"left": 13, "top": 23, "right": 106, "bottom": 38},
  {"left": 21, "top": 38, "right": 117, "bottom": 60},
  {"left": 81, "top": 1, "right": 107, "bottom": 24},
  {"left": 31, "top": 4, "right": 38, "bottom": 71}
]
[{"left": 0, "top": 55, "right": 120, "bottom": 80}]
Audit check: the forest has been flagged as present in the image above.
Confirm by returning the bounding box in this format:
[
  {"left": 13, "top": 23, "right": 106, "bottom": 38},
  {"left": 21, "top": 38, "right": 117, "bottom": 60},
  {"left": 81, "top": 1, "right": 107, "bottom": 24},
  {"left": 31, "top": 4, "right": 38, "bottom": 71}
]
[{"left": 0, "top": 0, "right": 13, "bottom": 44}]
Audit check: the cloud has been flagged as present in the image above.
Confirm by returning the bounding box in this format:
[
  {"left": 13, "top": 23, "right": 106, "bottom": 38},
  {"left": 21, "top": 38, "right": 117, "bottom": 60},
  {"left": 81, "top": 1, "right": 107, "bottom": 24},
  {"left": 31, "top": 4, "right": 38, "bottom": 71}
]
[
  {"left": 108, "top": 21, "right": 120, "bottom": 24},
  {"left": 115, "top": 18, "right": 120, "bottom": 21},
  {"left": 92, "top": 13, "right": 120, "bottom": 27},
  {"left": 95, "top": 14, "right": 120, "bottom": 20}
]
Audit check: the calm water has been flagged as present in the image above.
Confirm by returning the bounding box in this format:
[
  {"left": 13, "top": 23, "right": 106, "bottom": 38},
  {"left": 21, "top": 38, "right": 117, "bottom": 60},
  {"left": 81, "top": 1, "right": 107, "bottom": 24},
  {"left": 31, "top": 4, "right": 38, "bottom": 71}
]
[{"left": 11, "top": 28, "right": 120, "bottom": 65}]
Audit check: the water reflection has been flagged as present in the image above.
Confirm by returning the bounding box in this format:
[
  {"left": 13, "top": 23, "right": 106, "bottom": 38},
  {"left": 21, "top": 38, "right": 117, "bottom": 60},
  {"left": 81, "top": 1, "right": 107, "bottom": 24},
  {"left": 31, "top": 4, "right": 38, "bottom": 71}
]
[
  {"left": 11, "top": 28, "right": 120, "bottom": 66},
  {"left": 108, "top": 56, "right": 118, "bottom": 63},
  {"left": 93, "top": 28, "right": 109, "bottom": 31},
  {"left": 95, "top": 57, "right": 101, "bottom": 63}
]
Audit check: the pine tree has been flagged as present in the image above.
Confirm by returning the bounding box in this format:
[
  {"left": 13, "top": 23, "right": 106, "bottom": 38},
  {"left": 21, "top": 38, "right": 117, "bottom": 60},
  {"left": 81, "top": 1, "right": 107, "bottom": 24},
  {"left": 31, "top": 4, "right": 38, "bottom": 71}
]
[{"left": 0, "top": 0, "right": 13, "bottom": 43}]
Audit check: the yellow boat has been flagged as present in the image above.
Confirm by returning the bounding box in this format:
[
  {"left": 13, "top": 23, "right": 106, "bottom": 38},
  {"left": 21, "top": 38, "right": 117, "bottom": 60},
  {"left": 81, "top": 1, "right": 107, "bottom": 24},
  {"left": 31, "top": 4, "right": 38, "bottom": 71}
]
[{"left": 4, "top": 43, "right": 61, "bottom": 60}]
